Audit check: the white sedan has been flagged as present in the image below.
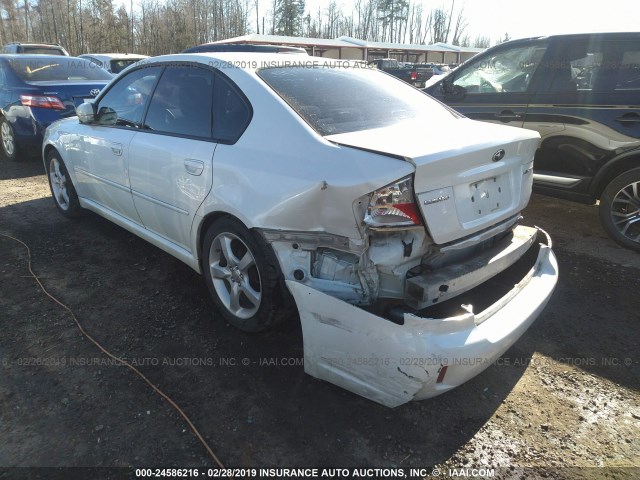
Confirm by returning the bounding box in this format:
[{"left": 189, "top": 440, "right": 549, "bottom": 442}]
[{"left": 43, "top": 53, "right": 558, "bottom": 407}]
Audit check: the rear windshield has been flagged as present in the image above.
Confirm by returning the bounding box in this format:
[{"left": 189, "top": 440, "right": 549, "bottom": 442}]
[
  {"left": 21, "top": 46, "right": 65, "bottom": 55},
  {"left": 8, "top": 58, "right": 113, "bottom": 81},
  {"left": 258, "top": 64, "right": 458, "bottom": 136},
  {"left": 110, "top": 59, "right": 140, "bottom": 74}
]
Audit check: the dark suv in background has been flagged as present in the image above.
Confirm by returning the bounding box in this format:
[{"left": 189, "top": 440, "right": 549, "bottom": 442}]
[
  {"left": 2, "top": 42, "right": 69, "bottom": 56},
  {"left": 426, "top": 32, "right": 640, "bottom": 251}
]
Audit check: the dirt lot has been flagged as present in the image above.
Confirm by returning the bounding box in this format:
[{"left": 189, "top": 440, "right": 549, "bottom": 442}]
[{"left": 1, "top": 155, "right": 639, "bottom": 479}]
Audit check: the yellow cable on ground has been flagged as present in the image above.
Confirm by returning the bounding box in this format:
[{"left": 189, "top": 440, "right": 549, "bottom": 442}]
[{"left": 1, "top": 233, "right": 226, "bottom": 470}]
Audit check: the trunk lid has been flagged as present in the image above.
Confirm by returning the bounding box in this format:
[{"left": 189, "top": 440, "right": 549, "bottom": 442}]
[
  {"left": 26, "top": 80, "right": 108, "bottom": 110},
  {"left": 326, "top": 119, "right": 540, "bottom": 244}
]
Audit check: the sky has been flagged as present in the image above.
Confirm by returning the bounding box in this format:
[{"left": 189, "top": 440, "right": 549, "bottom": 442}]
[
  {"left": 271, "top": 0, "right": 640, "bottom": 44},
  {"left": 458, "top": 0, "right": 640, "bottom": 42}
]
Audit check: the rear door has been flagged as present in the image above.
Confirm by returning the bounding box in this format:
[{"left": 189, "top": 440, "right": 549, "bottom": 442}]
[
  {"left": 431, "top": 40, "right": 550, "bottom": 129},
  {"left": 128, "top": 64, "right": 217, "bottom": 253},
  {"left": 526, "top": 35, "right": 640, "bottom": 198}
]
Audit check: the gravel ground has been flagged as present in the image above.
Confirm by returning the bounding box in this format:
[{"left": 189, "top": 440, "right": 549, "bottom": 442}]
[{"left": 1, "top": 155, "right": 638, "bottom": 479}]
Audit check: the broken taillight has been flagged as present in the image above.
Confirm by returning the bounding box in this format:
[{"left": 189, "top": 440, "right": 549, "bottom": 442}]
[{"left": 364, "top": 175, "right": 422, "bottom": 227}]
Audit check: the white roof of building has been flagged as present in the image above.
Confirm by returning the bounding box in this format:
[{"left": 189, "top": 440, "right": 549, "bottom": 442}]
[
  {"left": 212, "top": 34, "right": 485, "bottom": 54},
  {"left": 212, "top": 34, "right": 353, "bottom": 49},
  {"left": 338, "top": 37, "right": 484, "bottom": 53}
]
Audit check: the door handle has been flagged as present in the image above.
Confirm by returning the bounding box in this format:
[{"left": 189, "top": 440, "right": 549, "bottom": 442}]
[
  {"left": 184, "top": 159, "right": 204, "bottom": 176},
  {"left": 615, "top": 112, "right": 640, "bottom": 125},
  {"left": 111, "top": 143, "right": 123, "bottom": 156},
  {"left": 494, "top": 110, "right": 523, "bottom": 122}
]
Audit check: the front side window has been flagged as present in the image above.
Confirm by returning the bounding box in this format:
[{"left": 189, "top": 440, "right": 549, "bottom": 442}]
[
  {"left": 144, "top": 66, "right": 214, "bottom": 138},
  {"left": 259, "top": 65, "right": 458, "bottom": 136},
  {"left": 453, "top": 43, "right": 548, "bottom": 94},
  {"left": 97, "top": 66, "right": 162, "bottom": 126}
]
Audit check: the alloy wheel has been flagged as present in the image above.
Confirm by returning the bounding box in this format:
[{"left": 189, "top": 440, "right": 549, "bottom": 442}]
[
  {"left": 610, "top": 180, "right": 640, "bottom": 244},
  {"left": 49, "top": 156, "right": 70, "bottom": 211},
  {"left": 1, "top": 121, "right": 15, "bottom": 157},
  {"left": 208, "top": 232, "right": 262, "bottom": 319}
]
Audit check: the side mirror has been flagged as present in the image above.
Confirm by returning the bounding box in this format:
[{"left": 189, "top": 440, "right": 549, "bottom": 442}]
[
  {"left": 96, "top": 106, "right": 117, "bottom": 126},
  {"left": 442, "top": 78, "right": 454, "bottom": 94},
  {"left": 76, "top": 102, "right": 96, "bottom": 124},
  {"left": 442, "top": 79, "right": 466, "bottom": 99}
]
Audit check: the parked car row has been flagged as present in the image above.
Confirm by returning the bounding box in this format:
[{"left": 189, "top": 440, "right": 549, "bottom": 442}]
[
  {"left": 0, "top": 44, "right": 150, "bottom": 162},
  {"left": 0, "top": 55, "right": 112, "bottom": 160},
  {"left": 368, "top": 58, "right": 432, "bottom": 87},
  {"left": 2, "top": 32, "right": 637, "bottom": 406}
]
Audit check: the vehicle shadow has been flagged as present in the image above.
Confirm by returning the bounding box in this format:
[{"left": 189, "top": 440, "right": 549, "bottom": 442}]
[
  {"left": 2, "top": 195, "right": 636, "bottom": 470},
  {"left": 525, "top": 249, "right": 640, "bottom": 392},
  {"left": 0, "top": 197, "right": 536, "bottom": 469},
  {"left": 523, "top": 195, "right": 640, "bottom": 391},
  {"left": 0, "top": 153, "right": 45, "bottom": 181}
]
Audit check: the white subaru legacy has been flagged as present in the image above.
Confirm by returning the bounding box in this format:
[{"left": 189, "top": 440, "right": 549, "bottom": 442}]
[{"left": 43, "top": 53, "right": 558, "bottom": 407}]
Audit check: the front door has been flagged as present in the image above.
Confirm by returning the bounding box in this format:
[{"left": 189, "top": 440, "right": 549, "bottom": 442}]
[
  {"left": 74, "top": 66, "right": 163, "bottom": 223},
  {"left": 431, "top": 40, "right": 550, "bottom": 129},
  {"left": 527, "top": 37, "right": 640, "bottom": 197}
]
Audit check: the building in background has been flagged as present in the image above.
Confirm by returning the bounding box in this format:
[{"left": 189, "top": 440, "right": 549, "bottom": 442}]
[{"left": 210, "top": 34, "right": 484, "bottom": 65}]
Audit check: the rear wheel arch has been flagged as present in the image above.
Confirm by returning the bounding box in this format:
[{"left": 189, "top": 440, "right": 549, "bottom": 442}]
[
  {"left": 197, "top": 212, "right": 242, "bottom": 267},
  {"left": 591, "top": 151, "right": 640, "bottom": 199},
  {"left": 198, "top": 214, "right": 294, "bottom": 331}
]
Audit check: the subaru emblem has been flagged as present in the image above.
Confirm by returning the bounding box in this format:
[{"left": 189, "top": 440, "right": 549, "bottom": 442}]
[
  {"left": 492, "top": 149, "right": 506, "bottom": 162},
  {"left": 90, "top": 89, "right": 101, "bottom": 96}
]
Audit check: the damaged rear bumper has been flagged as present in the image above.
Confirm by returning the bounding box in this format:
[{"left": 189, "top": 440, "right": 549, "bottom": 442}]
[{"left": 285, "top": 232, "right": 557, "bottom": 408}]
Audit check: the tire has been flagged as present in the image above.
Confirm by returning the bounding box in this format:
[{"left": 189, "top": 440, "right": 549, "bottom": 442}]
[
  {"left": 46, "top": 150, "right": 82, "bottom": 218},
  {"left": 0, "top": 117, "right": 20, "bottom": 161},
  {"left": 202, "top": 218, "right": 292, "bottom": 332},
  {"left": 599, "top": 167, "right": 640, "bottom": 252}
]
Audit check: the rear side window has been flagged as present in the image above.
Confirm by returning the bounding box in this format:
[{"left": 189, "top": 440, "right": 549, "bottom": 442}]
[
  {"left": 21, "top": 47, "right": 65, "bottom": 55},
  {"left": 144, "top": 65, "right": 214, "bottom": 138},
  {"left": 8, "top": 58, "right": 112, "bottom": 81},
  {"left": 212, "top": 75, "right": 251, "bottom": 143},
  {"left": 548, "top": 39, "right": 640, "bottom": 92},
  {"left": 258, "top": 65, "right": 456, "bottom": 136}
]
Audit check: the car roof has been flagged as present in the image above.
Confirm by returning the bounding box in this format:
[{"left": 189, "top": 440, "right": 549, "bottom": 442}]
[
  {"left": 497, "top": 31, "right": 640, "bottom": 48},
  {"left": 80, "top": 53, "right": 149, "bottom": 59},
  {"left": 134, "top": 52, "right": 353, "bottom": 72},
  {"left": 5, "top": 42, "right": 64, "bottom": 47},
  {"left": 0, "top": 54, "right": 86, "bottom": 60}
]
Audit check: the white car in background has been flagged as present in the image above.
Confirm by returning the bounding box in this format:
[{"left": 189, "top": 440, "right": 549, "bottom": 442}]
[
  {"left": 43, "top": 53, "right": 558, "bottom": 407},
  {"left": 78, "top": 53, "right": 149, "bottom": 74}
]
